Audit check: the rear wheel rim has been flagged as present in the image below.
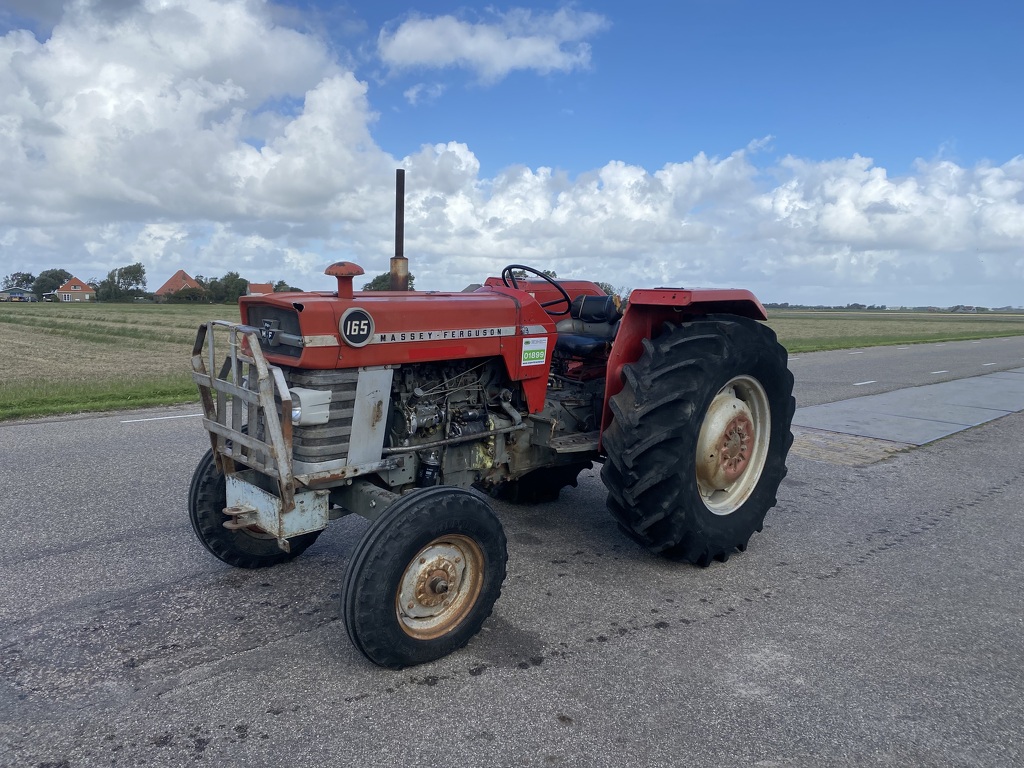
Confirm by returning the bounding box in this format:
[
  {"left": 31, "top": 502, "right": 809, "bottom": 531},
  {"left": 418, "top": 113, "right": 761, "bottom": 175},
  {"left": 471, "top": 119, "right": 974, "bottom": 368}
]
[
  {"left": 395, "top": 535, "right": 485, "bottom": 640},
  {"left": 695, "top": 375, "right": 771, "bottom": 516}
]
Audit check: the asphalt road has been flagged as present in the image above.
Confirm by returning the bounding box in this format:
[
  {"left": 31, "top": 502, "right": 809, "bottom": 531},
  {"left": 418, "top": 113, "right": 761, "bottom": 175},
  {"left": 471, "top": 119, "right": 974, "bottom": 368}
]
[
  {"left": 790, "top": 334, "right": 1024, "bottom": 407},
  {"left": 2, "top": 338, "right": 1023, "bottom": 767}
]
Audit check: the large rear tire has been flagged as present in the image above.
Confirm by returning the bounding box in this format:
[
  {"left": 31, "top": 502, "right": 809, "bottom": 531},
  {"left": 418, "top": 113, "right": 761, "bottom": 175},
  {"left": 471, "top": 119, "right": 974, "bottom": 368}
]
[
  {"left": 342, "top": 486, "right": 507, "bottom": 668},
  {"left": 600, "top": 316, "right": 794, "bottom": 565},
  {"left": 188, "top": 449, "right": 322, "bottom": 569}
]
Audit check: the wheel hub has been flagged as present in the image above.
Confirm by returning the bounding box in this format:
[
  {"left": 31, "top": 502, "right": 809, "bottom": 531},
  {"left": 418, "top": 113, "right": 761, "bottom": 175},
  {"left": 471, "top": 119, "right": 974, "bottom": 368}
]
[
  {"left": 414, "top": 560, "right": 458, "bottom": 608},
  {"left": 695, "top": 376, "right": 771, "bottom": 516},
  {"left": 396, "top": 536, "right": 484, "bottom": 639},
  {"left": 718, "top": 412, "right": 754, "bottom": 482}
]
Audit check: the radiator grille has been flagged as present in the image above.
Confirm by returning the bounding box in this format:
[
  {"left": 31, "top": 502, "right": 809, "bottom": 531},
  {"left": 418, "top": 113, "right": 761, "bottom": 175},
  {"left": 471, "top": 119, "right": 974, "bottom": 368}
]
[{"left": 284, "top": 368, "right": 359, "bottom": 463}]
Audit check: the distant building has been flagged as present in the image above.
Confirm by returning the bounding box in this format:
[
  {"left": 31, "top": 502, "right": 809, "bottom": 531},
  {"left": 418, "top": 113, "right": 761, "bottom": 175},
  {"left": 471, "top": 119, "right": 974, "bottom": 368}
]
[
  {"left": 56, "top": 278, "right": 96, "bottom": 302},
  {"left": 155, "top": 270, "right": 201, "bottom": 297},
  {"left": 247, "top": 282, "right": 274, "bottom": 295},
  {"left": 0, "top": 287, "right": 35, "bottom": 301}
]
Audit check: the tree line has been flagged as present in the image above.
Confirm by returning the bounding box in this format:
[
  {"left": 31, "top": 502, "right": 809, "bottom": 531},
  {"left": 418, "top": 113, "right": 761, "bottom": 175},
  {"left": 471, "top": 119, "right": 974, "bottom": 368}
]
[
  {"left": 2, "top": 265, "right": 300, "bottom": 303},
  {"left": 5, "top": 265, "right": 630, "bottom": 303},
  {"left": 2, "top": 269, "right": 76, "bottom": 300},
  {"left": 2, "top": 264, "right": 149, "bottom": 302}
]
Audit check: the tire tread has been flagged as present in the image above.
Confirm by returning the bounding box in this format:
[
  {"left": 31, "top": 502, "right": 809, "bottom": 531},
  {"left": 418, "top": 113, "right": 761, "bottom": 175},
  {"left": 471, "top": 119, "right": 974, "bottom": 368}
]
[{"left": 600, "top": 316, "right": 795, "bottom": 563}]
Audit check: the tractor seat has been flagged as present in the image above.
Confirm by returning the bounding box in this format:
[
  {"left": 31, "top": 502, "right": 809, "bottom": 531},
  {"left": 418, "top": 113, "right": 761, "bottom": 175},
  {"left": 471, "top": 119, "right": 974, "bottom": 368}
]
[{"left": 554, "top": 295, "right": 622, "bottom": 357}]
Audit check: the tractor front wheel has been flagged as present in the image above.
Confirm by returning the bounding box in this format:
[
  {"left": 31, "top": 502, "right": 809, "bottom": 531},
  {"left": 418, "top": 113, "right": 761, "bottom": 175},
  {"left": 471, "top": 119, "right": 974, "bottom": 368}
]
[
  {"left": 600, "top": 316, "right": 794, "bottom": 565},
  {"left": 342, "top": 486, "right": 507, "bottom": 668},
  {"left": 188, "top": 449, "right": 322, "bottom": 568}
]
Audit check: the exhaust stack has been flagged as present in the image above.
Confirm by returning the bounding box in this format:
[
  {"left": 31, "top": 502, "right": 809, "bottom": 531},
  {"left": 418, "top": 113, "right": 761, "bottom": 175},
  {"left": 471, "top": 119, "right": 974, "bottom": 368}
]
[{"left": 389, "top": 168, "right": 409, "bottom": 291}]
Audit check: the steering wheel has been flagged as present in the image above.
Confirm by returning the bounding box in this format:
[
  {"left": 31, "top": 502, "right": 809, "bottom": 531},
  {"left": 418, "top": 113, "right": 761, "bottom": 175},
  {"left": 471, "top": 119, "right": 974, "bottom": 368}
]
[{"left": 500, "top": 264, "right": 572, "bottom": 317}]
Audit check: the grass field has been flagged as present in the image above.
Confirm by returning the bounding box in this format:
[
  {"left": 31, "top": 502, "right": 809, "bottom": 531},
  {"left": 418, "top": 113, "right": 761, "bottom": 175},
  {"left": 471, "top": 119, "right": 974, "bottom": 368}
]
[
  {"left": 3, "top": 302, "right": 1024, "bottom": 420},
  {"left": 0, "top": 302, "right": 238, "bottom": 420},
  {"left": 765, "top": 310, "right": 1024, "bottom": 353}
]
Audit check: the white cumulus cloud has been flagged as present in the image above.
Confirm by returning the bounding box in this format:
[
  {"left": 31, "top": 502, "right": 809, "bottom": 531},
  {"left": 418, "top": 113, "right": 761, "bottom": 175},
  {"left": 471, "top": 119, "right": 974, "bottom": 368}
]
[
  {"left": 377, "top": 7, "right": 610, "bottom": 83},
  {"left": 403, "top": 82, "right": 446, "bottom": 106}
]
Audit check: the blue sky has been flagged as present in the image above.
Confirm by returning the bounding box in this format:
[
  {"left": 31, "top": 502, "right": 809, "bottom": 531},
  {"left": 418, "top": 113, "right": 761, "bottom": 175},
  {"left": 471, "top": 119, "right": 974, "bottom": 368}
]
[
  {"left": 362, "top": 0, "right": 1022, "bottom": 178},
  {"left": 1, "top": 0, "right": 1022, "bottom": 306}
]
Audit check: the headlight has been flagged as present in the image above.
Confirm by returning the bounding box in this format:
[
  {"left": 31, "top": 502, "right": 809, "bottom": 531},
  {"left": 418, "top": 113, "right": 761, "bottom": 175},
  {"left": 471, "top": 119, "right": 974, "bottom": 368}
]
[{"left": 288, "top": 386, "right": 332, "bottom": 426}]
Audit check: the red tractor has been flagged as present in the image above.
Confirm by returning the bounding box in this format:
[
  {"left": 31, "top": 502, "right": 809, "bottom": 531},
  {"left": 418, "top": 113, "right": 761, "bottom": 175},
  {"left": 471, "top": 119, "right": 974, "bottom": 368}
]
[{"left": 190, "top": 198, "right": 794, "bottom": 670}]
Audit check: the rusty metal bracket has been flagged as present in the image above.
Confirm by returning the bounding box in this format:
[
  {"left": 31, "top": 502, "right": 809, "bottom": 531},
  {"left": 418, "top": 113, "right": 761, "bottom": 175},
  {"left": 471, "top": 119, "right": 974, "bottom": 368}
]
[
  {"left": 191, "top": 321, "right": 297, "bottom": 514},
  {"left": 222, "top": 503, "right": 259, "bottom": 530}
]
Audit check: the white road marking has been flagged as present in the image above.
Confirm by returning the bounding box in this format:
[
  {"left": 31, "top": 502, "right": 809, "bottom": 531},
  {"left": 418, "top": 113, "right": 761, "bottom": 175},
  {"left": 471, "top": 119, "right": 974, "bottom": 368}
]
[
  {"left": 982, "top": 363, "right": 997, "bottom": 366},
  {"left": 121, "top": 413, "right": 202, "bottom": 424},
  {"left": 971, "top": 341, "right": 982, "bottom": 344},
  {"left": 852, "top": 380, "right": 876, "bottom": 386},
  {"left": 849, "top": 350, "right": 865, "bottom": 355},
  {"left": 931, "top": 370, "right": 949, "bottom": 374},
  {"left": 897, "top": 347, "right": 909, "bottom": 350}
]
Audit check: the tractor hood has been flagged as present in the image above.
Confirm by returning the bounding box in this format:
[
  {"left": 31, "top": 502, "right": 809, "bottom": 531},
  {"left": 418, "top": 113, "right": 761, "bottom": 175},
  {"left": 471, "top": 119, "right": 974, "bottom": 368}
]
[{"left": 237, "top": 269, "right": 558, "bottom": 411}]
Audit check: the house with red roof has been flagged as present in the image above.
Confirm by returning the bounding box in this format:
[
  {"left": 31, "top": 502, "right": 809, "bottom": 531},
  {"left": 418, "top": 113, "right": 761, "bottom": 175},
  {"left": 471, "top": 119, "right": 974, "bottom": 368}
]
[
  {"left": 56, "top": 277, "right": 96, "bottom": 302},
  {"left": 155, "top": 270, "right": 201, "bottom": 297},
  {"left": 247, "top": 282, "right": 274, "bottom": 295}
]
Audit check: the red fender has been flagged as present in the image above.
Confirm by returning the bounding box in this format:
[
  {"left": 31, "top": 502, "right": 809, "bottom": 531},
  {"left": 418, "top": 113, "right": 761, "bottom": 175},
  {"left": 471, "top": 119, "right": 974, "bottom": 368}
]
[{"left": 600, "top": 288, "right": 768, "bottom": 442}]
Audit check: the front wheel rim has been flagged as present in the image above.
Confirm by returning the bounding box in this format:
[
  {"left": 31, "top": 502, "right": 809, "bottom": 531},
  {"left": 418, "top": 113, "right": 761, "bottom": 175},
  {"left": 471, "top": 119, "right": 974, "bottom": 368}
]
[
  {"left": 395, "top": 535, "right": 485, "bottom": 640},
  {"left": 695, "top": 375, "right": 771, "bottom": 516}
]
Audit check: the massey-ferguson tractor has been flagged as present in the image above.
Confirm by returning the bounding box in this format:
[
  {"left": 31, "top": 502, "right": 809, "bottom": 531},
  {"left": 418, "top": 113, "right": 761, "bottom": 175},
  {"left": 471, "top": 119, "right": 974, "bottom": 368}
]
[{"left": 188, "top": 178, "right": 795, "bottom": 669}]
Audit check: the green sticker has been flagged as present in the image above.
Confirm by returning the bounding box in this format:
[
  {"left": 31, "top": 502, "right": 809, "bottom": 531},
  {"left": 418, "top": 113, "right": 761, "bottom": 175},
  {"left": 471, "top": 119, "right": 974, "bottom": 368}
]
[{"left": 522, "top": 336, "right": 548, "bottom": 366}]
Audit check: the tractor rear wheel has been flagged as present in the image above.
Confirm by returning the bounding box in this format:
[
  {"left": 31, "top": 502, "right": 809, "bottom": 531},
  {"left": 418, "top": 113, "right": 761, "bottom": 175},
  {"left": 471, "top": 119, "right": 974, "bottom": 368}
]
[
  {"left": 342, "top": 486, "right": 507, "bottom": 668},
  {"left": 188, "top": 449, "right": 322, "bottom": 569},
  {"left": 600, "top": 316, "right": 794, "bottom": 565}
]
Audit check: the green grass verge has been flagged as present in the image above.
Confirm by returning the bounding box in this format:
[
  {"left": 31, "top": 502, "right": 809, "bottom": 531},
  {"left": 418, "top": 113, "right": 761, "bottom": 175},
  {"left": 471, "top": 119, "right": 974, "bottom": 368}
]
[
  {"left": 780, "top": 329, "right": 1024, "bottom": 354},
  {"left": 0, "top": 376, "right": 198, "bottom": 420},
  {"left": 766, "top": 311, "right": 1024, "bottom": 353}
]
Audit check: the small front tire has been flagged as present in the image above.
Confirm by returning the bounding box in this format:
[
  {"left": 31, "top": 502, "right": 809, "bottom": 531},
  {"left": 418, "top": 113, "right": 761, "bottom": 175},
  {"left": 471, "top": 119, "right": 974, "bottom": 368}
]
[{"left": 342, "top": 486, "right": 507, "bottom": 669}]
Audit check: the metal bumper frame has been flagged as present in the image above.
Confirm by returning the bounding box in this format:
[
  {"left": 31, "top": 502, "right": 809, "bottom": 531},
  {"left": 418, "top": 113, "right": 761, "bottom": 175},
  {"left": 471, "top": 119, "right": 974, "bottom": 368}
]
[{"left": 191, "top": 321, "right": 328, "bottom": 550}]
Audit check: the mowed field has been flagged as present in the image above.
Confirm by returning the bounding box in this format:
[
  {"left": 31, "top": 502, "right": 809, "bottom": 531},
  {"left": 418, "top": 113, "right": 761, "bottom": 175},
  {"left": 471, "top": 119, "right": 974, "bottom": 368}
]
[
  {"left": 1, "top": 302, "right": 238, "bottom": 419},
  {"left": 3, "top": 301, "right": 1024, "bottom": 420},
  {"left": 767, "top": 309, "right": 1024, "bottom": 352}
]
